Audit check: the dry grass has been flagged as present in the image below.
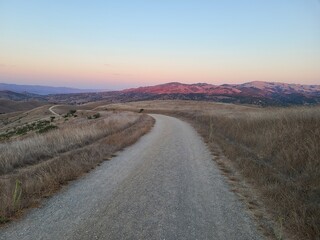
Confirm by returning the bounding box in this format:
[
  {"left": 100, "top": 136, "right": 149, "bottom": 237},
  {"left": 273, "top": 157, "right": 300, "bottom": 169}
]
[
  {"left": 186, "top": 107, "right": 320, "bottom": 239},
  {"left": 0, "top": 111, "right": 139, "bottom": 174},
  {"left": 108, "top": 100, "right": 320, "bottom": 239},
  {"left": 0, "top": 105, "right": 53, "bottom": 133},
  {"left": 0, "top": 111, "right": 154, "bottom": 222},
  {"left": 0, "top": 99, "right": 46, "bottom": 114}
]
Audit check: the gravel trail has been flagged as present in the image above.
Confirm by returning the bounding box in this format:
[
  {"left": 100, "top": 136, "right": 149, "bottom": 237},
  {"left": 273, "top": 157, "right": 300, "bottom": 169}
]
[
  {"left": 48, "top": 105, "right": 61, "bottom": 116},
  {"left": 0, "top": 114, "right": 263, "bottom": 240}
]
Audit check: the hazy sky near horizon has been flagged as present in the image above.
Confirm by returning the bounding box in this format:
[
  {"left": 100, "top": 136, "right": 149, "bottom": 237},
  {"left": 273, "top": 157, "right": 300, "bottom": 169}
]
[{"left": 1, "top": 0, "right": 320, "bottom": 89}]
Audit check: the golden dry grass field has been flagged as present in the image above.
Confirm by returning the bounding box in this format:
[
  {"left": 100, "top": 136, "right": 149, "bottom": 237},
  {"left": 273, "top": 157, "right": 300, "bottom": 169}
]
[
  {"left": 1, "top": 100, "right": 319, "bottom": 239},
  {"left": 102, "top": 100, "right": 320, "bottom": 240},
  {"left": 0, "top": 105, "right": 154, "bottom": 223}
]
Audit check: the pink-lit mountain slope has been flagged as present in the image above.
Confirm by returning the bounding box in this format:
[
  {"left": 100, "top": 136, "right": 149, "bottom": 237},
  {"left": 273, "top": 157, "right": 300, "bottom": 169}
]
[
  {"left": 224, "top": 81, "right": 320, "bottom": 96},
  {"left": 123, "top": 81, "right": 319, "bottom": 97},
  {"left": 123, "top": 82, "right": 241, "bottom": 95},
  {"left": 20, "top": 81, "right": 319, "bottom": 106},
  {"left": 119, "top": 81, "right": 320, "bottom": 106}
]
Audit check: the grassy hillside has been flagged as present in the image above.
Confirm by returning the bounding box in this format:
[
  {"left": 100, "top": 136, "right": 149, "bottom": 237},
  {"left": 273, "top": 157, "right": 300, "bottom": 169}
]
[
  {"left": 0, "top": 105, "right": 54, "bottom": 138},
  {"left": 106, "top": 100, "right": 320, "bottom": 239},
  {"left": 0, "top": 99, "right": 46, "bottom": 114},
  {"left": 0, "top": 108, "right": 154, "bottom": 223}
]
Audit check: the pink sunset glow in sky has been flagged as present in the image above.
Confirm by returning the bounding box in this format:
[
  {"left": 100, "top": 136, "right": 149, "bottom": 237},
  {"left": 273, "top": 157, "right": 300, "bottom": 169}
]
[{"left": 1, "top": 1, "right": 320, "bottom": 90}]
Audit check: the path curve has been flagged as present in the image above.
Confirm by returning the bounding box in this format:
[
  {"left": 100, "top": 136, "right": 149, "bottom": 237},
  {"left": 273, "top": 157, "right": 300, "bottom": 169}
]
[
  {"left": 0, "top": 114, "right": 263, "bottom": 240},
  {"left": 48, "top": 105, "right": 61, "bottom": 117}
]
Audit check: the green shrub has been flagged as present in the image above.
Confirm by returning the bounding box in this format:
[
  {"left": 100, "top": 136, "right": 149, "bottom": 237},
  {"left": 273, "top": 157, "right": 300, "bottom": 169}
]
[
  {"left": 37, "top": 125, "right": 57, "bottom": 133},
  {"left": 93, "top": 113, "right": 101, "bottom": 119},
  {"left": 69, "top": 110, "right": 76, "bottom": 115}
]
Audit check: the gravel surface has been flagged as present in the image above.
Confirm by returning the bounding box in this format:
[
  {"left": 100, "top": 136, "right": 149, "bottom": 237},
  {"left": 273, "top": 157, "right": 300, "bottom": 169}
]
[
  {"left": 48, "top": 105, "right": 61, "bottom": 116},
  {"left": 0, "top": 114, "right": 263, "bottom": 240}
]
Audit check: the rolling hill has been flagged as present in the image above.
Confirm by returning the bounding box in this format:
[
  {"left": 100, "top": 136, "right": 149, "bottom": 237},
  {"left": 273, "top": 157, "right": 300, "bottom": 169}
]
[
  {"left": 124, "top": 81, "right": 320, "bottom": 96},
  {"left": 122, "top": 82, "right": 242, "bottom": 95},
  {"left": 0, "top": 90, "right": 47, "bottom": 113},
  {"left": 1, "top": 81, "right": 319, "bottom": 106},
  {"left": 120, "top": 81, "right": 320, "bottom": 105},
  {"left": 0, "top": 83, "right": 106, "bottom": 95},
  {"left": 0, "top": 99, "right": 46, "bottom": 114},
  {"left": 0, "top": 90, "right": 46, "bottom": 101}
]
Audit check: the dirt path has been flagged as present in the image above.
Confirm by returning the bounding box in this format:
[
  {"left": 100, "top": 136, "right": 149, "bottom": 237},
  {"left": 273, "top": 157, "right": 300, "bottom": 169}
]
[
  {"left": 0, "top": 114, "right": 263, "bottom": 240},
  {"left": 48, "top": 105, "right": 61, "bottom": 116}
]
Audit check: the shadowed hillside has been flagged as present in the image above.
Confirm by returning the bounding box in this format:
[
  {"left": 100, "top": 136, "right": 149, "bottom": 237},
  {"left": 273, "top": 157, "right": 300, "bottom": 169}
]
[{"left": 0, "top": 99, "right": 46, "bottom": 114}]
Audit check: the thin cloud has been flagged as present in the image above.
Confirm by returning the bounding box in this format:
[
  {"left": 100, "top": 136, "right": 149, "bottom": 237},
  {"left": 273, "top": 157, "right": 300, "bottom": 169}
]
[{"left": 112, "top": 72, "right": 133, "bottom": 77}]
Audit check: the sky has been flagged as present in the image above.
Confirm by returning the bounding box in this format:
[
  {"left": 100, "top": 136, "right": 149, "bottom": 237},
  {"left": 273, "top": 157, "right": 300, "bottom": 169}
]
[{"left": 0, "top": 0, "right": 320, "bottom": 90}]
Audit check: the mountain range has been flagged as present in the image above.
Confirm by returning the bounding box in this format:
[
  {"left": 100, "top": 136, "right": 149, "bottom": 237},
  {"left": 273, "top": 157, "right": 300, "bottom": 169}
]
[
  {"left": 123, "top": 81, "right": 320, "bottom": 95},
  {"left": 120, "top": 81, "right": 320, "bottom": 105},
  {"left": 0, "top": 83, "right": 107, "bottom": 95},
  {"left": 0, "top": 81, "right": 319, "bottom": 106}
]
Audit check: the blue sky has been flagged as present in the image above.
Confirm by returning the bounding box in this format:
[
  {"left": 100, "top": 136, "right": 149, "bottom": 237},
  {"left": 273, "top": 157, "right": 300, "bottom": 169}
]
[{"left": 0, "top": 0, "right": 319, "bottom": 89}]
